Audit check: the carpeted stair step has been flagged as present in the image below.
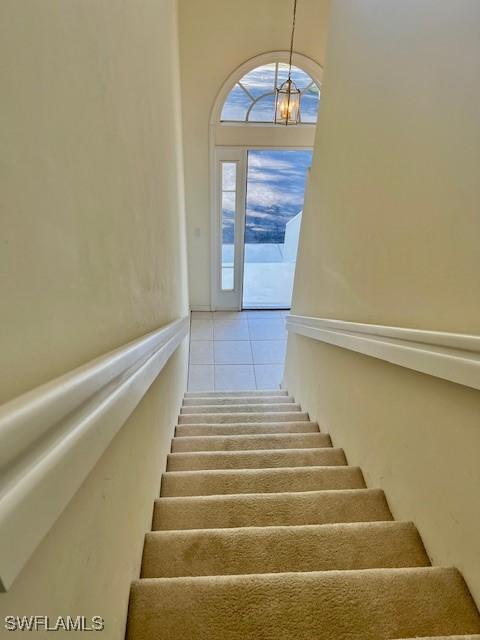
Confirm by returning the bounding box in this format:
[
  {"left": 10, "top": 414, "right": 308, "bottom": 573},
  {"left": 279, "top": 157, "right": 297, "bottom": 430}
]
[
  {"left": 141, "top": 521, "right": 429, "bottom": 578},
  {"left": 160, "top": 466, "right": 365, "bottom": 497},
  {"left": 185, "top": 390, "right": 288, "bottom": 398},
  {"left": 178, "top": 411, "right": 309, "bottom": 424},
  {"left": 170, "top": 432, "right": 331, "bottom": 452},
  {"left": 182, "top": 396, "right": 295, "bottom": 406},
  {"left": 127, "top": 567, "right": 480, "bottom": 640},
  {"left": 152, "top": 488, "right": 392, "bottom": 530},
  {"left": 167, "top": 447, "right": 347, "bottom": 471},
  {"left": 175, "top": 421, "right": 320, "bottom": 436},
  {"left": 180, "top": 403, "right": 302, "bottom": 414},
  {"left": 127, "top": 384, "right": 480, "bottom": 638}
]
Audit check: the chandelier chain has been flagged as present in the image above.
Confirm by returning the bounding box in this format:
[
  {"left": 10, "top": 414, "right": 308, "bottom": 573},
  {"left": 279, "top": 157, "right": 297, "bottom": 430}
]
[{"left": 288, "top": 0, "right": 298, "bottom": 79}]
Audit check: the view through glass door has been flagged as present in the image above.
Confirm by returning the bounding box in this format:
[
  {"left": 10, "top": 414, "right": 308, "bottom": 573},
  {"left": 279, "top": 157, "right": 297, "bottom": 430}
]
[
  {"left": 242, "top": 149, "right": 312, "bottom": 309},
  {"left": 215, "top": 147, "right": 311, "bottom": 310}
]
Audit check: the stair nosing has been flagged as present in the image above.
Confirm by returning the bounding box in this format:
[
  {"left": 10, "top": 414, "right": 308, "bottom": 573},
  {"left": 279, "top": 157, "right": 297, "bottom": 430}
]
[
  {"left": 182, "top": 396, "right": 294, "bottom": 401},
  {"left": 132, "top": 565, "right": 459, "bottom": 586},
  {"left": 171, "top": 432, "right": 329, "bottom": 441},
  {"left": 174, "top": 424, "right": 320, "bottom": 437},
  {"left": 181, "top": 403, "right": 298, "bottom": 409},
  {"left": 170, "top": 433, "right": 333, "bottom": 453},
  {"left": 144, "top": 519, "right": 417, "bottom": 538},
  {"left": 184, "top": 390, "right": 287, "bottom": 395},
  {"left": 167, "top": 446, "right": 345, "bottom": 457},
  {"left": 154, "top": 487, "right": 382, "bottom": 503},
  {"left": 175, "top": 421, "right": 319, "bottom": 427},
  {"left": 162, "top": 464, "right": 360, "bottom": 478},
  {"left": 178, "top": 412, "right": 310, "bottom": 423},
  {"left": 182, "top": 399, "right": 295, "bottom": 403},
  {"left": 179, "top": 412, "right": 306, "bottom": 416}
]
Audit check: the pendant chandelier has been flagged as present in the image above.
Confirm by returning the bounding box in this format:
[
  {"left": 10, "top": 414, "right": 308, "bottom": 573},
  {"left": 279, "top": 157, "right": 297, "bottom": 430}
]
[{"left": 275, "top": 0, "right": 301, "bottom": 125}]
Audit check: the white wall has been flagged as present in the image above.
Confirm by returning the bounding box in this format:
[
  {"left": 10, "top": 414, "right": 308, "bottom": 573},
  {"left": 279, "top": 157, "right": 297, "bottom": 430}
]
[
  {"left": 285, "top": 0, "right": 480, "bottom": 606},
  {"left": 177, "top": 0, "right": 331, "bottom": 309},
  {"left": 0, "top": 0, "right": 188, "bottom": 635}
]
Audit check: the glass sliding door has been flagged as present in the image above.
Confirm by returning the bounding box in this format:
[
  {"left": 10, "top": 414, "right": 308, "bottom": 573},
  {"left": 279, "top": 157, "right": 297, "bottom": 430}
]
[{"left": 242, "top": 149, "right": 312, "bottom": 309}]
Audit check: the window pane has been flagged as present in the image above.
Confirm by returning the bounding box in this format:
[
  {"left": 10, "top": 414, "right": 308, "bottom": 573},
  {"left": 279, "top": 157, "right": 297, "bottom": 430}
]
[
  {"left": 239, "top": 64, "right": 276, "bottom": 98},
  {"left": 222, "top": 162, "right": 236, "bottom": 190},
  {"left": 245, "top": 149, "right": 312, "bottom": 244},
  {"left": 221, "top": 163, "right": 236, "bottom": 290},
  {"left": 221, "top": 63, "right": 320, "bottom": 125},
  {"left": 243, "top": 149, "right": 312, "bottom": 308},
  {"left": 222, "top": 191, "right": 235, "bottom": 243},
  {"left": 248, "top": 94, "right": 275, "bottom": 122},
  {"left": 221, "top": 84, "right": 251, "bottom": 121},
  {"left": 301, "top": 85, "right": 320, "bottom": 123}
]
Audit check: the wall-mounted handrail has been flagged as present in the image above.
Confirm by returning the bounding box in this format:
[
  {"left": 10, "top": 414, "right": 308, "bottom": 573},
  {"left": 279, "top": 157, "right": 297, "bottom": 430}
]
[
  {"left": 0, "top": 316, "right": 189, "bottom": 591},
  {"left": 286, "top": 314, "right": 480, "bottom": 391}
]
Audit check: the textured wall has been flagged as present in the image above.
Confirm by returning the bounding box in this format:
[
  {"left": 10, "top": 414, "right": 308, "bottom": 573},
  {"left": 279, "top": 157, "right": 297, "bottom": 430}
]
[
  {"left": 0, "top": 0, "right": 189, "bottom": 404},
  {"left": 291, "top": 0, "right": 480, "bottom": 332},
  {"left": 0, "top": 1, "right": 188, "bottom": 635},
  {"left": 285, "top": 0, "right": 480, "bottom": 606}
]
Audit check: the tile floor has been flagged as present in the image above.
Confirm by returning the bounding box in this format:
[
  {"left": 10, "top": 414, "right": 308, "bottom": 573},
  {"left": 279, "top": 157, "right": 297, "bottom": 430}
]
[{"left": 187, "top": 311, "right": 288, "bottom": 392}]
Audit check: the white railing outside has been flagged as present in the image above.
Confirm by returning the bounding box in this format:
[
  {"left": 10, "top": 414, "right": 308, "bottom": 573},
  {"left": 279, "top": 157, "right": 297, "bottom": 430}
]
[{"left": 283, "top": 211, "right": 303, "bottom": 262}]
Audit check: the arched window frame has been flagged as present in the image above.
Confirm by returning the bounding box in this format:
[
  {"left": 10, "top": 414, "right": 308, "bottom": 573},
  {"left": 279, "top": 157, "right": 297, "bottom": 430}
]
[
  {"left": 211, "top": 51, "right": 323, "bottom": 129},
  {"left": 221, "top": 61, "right": 320, "bottom": 124},
  {"left": 209, "top": 51, "right": 323, "bottom": 310}
]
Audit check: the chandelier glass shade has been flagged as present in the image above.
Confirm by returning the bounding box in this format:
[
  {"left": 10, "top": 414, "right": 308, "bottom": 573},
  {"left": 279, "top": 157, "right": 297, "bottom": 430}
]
[{"left": 275, "top": 78, "right": 301, "bottom": 125}]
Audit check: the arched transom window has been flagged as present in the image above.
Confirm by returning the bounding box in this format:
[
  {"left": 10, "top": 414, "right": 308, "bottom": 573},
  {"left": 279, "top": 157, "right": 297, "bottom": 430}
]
[{"left": 221, "top": 62, "right": 320, "bottom": 124}]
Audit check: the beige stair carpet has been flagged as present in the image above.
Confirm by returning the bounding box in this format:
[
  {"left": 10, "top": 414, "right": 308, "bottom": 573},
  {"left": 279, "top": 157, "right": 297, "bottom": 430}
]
[
  {"left": 184, "top": 389, "right": 288, "bottom": 398},
  {"left": 178, "top": 410, "right": 310, "bottom": 424},
  {"left": 167, "top": 446, "right": 347, "bottom": 470},
  {"left": 126, "top": 390, "right": 480, "bottom": 639},
  {"left": 175, "top": 420, "right": 320, "bottom": 436},
  {"left": 182, "top": 395, "right": 295, "bottom": 406},
  {"left": 160, "top": 465, "right": 365, "bottom": 496},
  {"left": 180, "top": 402, "right": 302, "bottom": 414},
  {"left": 141, "top": 521, "right": 429, "bottom": 578},
  {"left": 152, "top": 488, "right": 392, "bottom": 530},
  {"left": 170, "top": 431, "right": 331, "bottom": 452},
  {"left": 128, "top": 569, "right": 480, "bottom": 640}
]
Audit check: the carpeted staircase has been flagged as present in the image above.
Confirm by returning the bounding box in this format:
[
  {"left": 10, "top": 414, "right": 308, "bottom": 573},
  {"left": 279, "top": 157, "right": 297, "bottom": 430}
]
[{"left": 126, "top": 390, "right": 480, "bottom": 639}]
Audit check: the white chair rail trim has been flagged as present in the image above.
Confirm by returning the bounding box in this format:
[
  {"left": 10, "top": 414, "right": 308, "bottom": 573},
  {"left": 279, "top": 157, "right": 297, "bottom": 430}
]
[
  {"left": 286, "top": 314, "right": 480, "bottom": 392},
  {"left": 0, "top": 316, "right": 189, "bottom": 591}
]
